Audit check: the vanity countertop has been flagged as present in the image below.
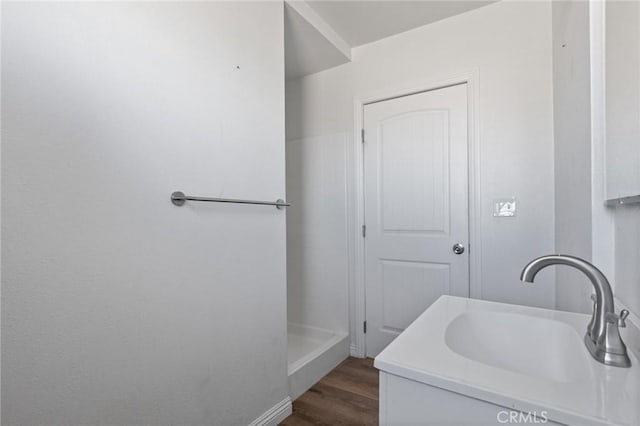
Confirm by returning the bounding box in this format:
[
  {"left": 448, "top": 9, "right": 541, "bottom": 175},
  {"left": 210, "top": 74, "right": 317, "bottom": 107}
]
[{"left": 374, "top": 296, "right": 640, "bottom": 426}]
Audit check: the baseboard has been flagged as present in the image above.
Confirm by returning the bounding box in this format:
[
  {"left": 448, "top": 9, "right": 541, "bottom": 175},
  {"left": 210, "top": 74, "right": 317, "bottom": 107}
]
[{"left": 248, "top": 397, "right": 292, "bottom": 426}]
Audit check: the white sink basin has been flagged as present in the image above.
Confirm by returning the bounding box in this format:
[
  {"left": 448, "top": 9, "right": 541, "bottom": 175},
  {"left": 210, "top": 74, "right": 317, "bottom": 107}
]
[
  {"left": 375, "top": 295, "right": 640, "bottom": 426},
  {"left": 445, "top": 310, "right": 592, "bottom": 383}
]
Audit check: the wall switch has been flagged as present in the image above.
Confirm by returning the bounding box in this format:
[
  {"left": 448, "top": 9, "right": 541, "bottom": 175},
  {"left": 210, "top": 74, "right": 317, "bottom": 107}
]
[{"left": 493, "top": 198, "right": 517, "bottom": 217}]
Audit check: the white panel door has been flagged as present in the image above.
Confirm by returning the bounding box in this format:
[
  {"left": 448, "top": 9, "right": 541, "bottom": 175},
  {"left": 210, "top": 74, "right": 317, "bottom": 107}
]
[{"left": 364, "top": 84, "right": 469, "bottom": 357}]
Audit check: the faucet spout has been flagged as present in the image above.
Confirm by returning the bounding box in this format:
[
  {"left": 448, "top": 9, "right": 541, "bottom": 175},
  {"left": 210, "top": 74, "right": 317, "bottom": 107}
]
[{"left": 520, "top": 255, "right": 630, "bottom": 368}]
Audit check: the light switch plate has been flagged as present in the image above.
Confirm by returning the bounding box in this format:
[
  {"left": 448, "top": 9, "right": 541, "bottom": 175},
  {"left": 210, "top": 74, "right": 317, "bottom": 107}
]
[{"left": 494, "top": 198, "right": 517, "bottom": 217}]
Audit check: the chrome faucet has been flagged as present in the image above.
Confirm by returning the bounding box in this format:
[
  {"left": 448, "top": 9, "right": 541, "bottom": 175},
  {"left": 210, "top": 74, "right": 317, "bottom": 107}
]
[{"left": 520, "top": 255, "right": 631, "bottom": 368}]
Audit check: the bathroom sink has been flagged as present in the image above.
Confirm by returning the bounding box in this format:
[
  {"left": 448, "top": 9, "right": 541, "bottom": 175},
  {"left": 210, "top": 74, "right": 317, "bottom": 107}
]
[
  {"left": 375, "top": 295, "right": 640, "bottom": 426},
  {"left": 445, "top": 310, "right": 592, "bottom": 383}
]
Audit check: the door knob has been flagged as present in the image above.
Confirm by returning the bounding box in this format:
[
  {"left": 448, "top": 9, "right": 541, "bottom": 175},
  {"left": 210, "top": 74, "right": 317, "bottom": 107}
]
[{"left": 452, "top": 243, "right": 465, "bottom": 255}]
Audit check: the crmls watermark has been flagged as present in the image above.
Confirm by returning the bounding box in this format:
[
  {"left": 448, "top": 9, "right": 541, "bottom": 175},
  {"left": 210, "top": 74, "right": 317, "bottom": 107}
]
[{"left": 497, "top": 410, "right": 549, "bottom": 424}]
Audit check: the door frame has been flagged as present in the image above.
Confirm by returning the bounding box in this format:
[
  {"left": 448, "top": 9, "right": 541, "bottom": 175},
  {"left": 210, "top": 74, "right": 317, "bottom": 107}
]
[{"left": 349, "top": 70, "right": 481, "bottom": 357}]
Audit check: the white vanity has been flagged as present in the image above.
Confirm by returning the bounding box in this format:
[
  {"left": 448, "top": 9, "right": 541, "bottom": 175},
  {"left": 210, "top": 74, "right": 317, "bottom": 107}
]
[{"left": 374, "top": 296, "right": 640, "bottom": 425}]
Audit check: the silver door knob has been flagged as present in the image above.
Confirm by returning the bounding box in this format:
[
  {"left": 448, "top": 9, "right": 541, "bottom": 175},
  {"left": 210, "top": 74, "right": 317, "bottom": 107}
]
[{"left": 452, "top": 243, "right": 465, "bottom": 255}]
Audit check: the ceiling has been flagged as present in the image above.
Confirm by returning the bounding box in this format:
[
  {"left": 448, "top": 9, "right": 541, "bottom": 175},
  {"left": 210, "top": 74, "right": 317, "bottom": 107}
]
[
  {"left": 284, "top": 0, "right": 497, "bottom": 80},
  {"left": 285, "top": 2, "right": 351, "bottom": 80},
  {"left": 306, "top": 0, "right": 497, "bottom": 47}
]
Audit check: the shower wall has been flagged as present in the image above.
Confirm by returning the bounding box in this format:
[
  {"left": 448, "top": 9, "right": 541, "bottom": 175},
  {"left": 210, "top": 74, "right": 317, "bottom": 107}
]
[{"left": 285, "top": 131, "right": 351, "bottom": 335}]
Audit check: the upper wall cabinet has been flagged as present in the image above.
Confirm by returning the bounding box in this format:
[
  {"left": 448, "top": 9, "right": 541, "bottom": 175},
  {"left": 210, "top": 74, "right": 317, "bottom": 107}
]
[{"left": 605, "top": 0, "right": 640, "bottom": 201}]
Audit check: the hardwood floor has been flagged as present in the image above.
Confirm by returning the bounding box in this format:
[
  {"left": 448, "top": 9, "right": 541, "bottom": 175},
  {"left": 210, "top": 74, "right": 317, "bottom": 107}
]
[{"left": 280, "top": 357, "right": 379, "bottom": 426}]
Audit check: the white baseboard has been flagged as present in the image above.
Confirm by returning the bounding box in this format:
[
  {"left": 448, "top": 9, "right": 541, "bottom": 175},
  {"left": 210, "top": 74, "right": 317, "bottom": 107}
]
[{"left": 248, "top": 397, "right": 292, "bottom": 426}]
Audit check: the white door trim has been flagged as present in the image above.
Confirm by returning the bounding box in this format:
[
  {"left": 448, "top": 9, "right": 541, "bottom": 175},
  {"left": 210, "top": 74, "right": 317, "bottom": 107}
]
[{"left": 349, "top": 70, "right": 481, "bottom": 358}]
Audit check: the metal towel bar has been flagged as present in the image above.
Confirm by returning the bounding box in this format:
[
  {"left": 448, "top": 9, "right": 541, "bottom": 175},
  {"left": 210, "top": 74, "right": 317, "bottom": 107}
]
[{"left": 171, "top": 191, "right": 290, "bottom": 210}]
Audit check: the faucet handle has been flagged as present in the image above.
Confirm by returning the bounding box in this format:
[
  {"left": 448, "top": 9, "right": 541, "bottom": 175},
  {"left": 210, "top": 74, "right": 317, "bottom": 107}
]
[{"left": 619, "top": 309, "right": 630, "bottom": 328}]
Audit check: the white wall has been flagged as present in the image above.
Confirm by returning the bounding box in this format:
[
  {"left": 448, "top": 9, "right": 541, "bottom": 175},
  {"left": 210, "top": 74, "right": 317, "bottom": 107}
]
[
  {"left": 285, "top": 132, "right": 350, "bottom": 334},
  {"left": 552, "top": 1, "right": 640, "bottom": 325},
  {"left": 608, "top": 0, "right": 640, "bottom": 323},
  {"left": 614, "top": 206, "right": 640, "bottom": 317},
  {"left": 605, "top": 1, "right": 640, "bottom": 322},
  {"left": 286, "top": 65, "right": 354, "bottom": 341},
  {"left": 287, "top": 0, "right": 556, "bottom": 347},
  {"left": 1, "top": 3, "right": 288, "bottom": 425},
  {"left": 552, "top": 0, "right": 593, "bottom": 314},
  {"left": 605, "top": 0, "right": 640, "bottom": 200}
]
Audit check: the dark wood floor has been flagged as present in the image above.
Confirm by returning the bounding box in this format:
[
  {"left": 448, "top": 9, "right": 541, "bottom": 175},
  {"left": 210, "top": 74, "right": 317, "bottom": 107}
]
[{"left": 280, "top": 357, "right": 379, "bottom": 426}]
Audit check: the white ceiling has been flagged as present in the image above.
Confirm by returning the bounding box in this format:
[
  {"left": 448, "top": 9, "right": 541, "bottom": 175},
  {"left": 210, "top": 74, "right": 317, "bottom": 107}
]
[
  {"left": 285, "top": 2, "right": 351, "bottom": 80},
  {"left": 306, "top": 0, "right": 497, "bottom": 47}
]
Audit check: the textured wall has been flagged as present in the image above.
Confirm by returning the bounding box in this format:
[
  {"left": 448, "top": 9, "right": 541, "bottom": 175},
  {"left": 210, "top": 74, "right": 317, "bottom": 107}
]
[
  {"left": 552, "top": 0, "right": 593, "bottom": 314},
  {"left": 1, "top": 3, "right": 287, "bottom": 425}
]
